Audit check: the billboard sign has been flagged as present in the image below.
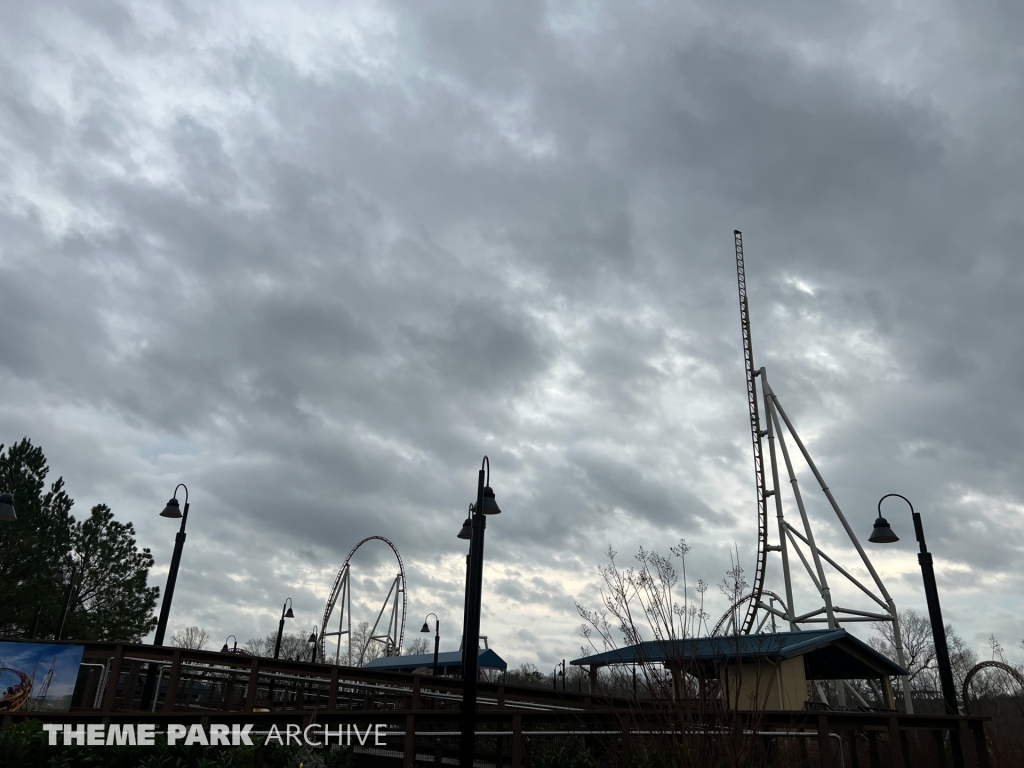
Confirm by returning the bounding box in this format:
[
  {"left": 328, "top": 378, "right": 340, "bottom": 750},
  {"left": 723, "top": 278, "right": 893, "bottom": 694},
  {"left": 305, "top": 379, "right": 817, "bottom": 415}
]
[{"left": 0, "top": 641, "right": 85, "bottom": 713}]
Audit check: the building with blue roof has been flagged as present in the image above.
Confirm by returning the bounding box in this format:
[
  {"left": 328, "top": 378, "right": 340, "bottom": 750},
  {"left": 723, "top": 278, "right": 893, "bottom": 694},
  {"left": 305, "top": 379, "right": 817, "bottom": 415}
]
[{"left": 570, "top": 629, "right": 908, "bottom": 711}]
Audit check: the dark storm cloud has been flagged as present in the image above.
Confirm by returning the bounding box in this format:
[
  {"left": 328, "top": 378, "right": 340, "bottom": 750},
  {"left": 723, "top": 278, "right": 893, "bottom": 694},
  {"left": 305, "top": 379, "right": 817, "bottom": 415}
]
[{"left": 2, "top": 0, "right": 1023, "bottom": 665}]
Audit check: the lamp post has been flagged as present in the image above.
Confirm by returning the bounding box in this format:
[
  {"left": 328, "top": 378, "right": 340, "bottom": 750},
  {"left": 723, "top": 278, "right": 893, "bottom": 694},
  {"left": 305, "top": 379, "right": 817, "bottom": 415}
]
[
  {"left": 221, "top": 635, "right": 238, "bottom": 654},
  {"left": 459, "top": 456, "right": 501, "bottom": 767},
  {"left": 457, "top": 508, "right": 472, "bottom": 661},
  {"left": 154, "top": 484, "right": 191, "bottom": 646},
  {"left": 421, "top": 614, "right": 440, "bottom": 677},
  {"left": 869, "top": 493, "right": 965, "bottom": 768},
  {"left": 273, "top": 598, "right": 295, "bottom": 659},
  {"left": 142, "top": 483, "right": 191, "bottom": 709},
  {"left": 55, "top": 560, "right": 78, "bottom": 640},
  {"left": 0, "top": 459, "right": 16, "bottom": 522},
  {"left": 308, "top": 626, "right": 319, "bottom": 663}
]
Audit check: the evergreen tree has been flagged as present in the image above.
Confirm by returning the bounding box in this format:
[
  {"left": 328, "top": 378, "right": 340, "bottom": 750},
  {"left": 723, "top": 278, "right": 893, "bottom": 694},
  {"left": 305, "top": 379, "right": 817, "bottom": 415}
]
[
  {"left": 0, "top": 439, "right": 74, "bottom": 638},
  {"left": 62, "top": 504, "right": 159, "bottom": 641},
  {"left": 0, "top": 438, "right": 158, "bottom": 641}
]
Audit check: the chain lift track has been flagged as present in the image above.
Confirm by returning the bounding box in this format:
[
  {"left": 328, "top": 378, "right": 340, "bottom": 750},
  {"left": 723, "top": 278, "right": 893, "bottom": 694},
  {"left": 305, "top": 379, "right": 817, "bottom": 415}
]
[
  {"left": 734, "top": 230, "right": 770, "bottom": 637},
  {"left": 319, "top": 536, "right": 407, "bottom": 666},
  {"left": 722, "top": 231, "right": 914, "bottom": 712}
]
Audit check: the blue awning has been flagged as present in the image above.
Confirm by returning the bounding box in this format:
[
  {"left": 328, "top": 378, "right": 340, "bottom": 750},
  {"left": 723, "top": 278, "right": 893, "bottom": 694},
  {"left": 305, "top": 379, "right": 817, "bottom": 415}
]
[{"left": 570, "top": 629, "right": 908, "bottom": 679}]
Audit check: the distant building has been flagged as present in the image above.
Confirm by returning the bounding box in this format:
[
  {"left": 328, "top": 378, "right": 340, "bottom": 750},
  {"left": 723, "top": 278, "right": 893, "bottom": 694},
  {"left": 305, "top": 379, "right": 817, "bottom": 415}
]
[{"left": 363, "top": 648, "right": 507, "bottom": 677}]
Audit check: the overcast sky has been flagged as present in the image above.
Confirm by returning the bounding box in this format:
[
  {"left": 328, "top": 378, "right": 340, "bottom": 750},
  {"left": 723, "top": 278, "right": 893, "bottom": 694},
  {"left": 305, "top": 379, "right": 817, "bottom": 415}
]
[{"left": 2, "top": 0, "right": 1023, "bottom": 669}]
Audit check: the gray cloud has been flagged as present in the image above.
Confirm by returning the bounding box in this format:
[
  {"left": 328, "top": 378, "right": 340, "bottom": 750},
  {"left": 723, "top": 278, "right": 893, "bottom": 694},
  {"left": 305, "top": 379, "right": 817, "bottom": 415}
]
[{"left": 2, "top": 0, "right": 1023, "bottom": 668}]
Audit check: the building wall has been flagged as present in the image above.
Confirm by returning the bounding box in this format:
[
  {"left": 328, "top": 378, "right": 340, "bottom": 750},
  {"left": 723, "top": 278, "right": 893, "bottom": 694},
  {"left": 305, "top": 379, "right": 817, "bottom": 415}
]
[{"left": 721, "top": 657, "right": 808, "bottom": 711}]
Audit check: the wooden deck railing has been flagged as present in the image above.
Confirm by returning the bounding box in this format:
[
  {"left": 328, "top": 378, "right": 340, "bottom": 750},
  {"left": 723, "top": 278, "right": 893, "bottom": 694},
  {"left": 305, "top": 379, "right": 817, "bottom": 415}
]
[{"left": 0, "top": 640, "right": 993, "bottom": 767}]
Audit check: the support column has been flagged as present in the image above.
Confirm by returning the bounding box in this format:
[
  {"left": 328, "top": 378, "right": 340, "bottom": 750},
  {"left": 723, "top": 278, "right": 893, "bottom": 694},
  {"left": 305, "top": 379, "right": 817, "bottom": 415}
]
[
  {"left": 512, "top": 714, "right": 522, "bottom": 768},
  {"left": 404, "top": 714, "right": 416, "bottom": 766},
  {"left": 411, "top": 676, "right": 421, "bottom": 710},
  {"left": 817, "top": 715, "right": 837, "bottom": 768},
  {"left": 328, "top": 666, "right": 338, "bottom": 711},
  {"left": 244, "top": 658, "right": 260, "bottom": 712},
  {"left": 101, "top": 644, "right": 124, "bottom": 714},
  {"left": 162, "top": 649, "right": 182, "bottom": 713},
  {"left": 887, "top": 717, "right": 906, "bottom": 768}
]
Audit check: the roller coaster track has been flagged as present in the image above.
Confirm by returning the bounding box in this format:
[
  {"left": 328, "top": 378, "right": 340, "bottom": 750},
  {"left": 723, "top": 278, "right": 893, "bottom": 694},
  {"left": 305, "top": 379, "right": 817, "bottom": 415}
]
[
  {"left": 734, "top": 230, "right": 769, "bottom": 636},
  {"left": 711, "top": 590, "right": 785, "bottom": 637},
  {"left": 320, "top": 535, "right": 407, "bottom": 664},
  {"left": 0, "top": 667, "right": 32, "bottom": 713},
  {"left": 962, "top": 660, "right": 1024, "bottom": 715}
]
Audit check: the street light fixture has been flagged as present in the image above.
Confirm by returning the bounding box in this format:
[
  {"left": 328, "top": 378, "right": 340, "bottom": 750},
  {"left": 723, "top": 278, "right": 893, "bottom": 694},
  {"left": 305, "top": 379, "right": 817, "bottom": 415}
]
[
  {"left": 221, "top": 635, "right": 238, "bottom": 654},
  {"left": 141, "top": 483, "right": 192, "bottom": 709},
  {"left": 422, "top": 613, "right": 440, "bottom": 677},
  {"left": 308, "top": 626, "right": 318, "bottom": 663},
  {"left": 460, "top": 456, "right": 501, "bottom": 766},
  {"left": 0, "top": 459, "right": 17, "bottom": 521},
  {"left": 869, "top": 493, "right": 965, "bottom": 768},
  {"left": 273, "top": 598, "right": 295, "bottom": 660},
  {"left": 154, "top": 484, "right": 190, "bottom": 646}
]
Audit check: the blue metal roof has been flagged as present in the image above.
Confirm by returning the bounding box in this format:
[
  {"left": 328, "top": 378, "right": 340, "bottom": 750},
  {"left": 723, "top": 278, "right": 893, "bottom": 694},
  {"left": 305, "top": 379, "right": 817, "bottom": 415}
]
[
  {"left": 363, "top": 648, "right": 507, "bottom": 674},
  {"left": 570, "top": 629, "right": 908, "bottom": 679}
]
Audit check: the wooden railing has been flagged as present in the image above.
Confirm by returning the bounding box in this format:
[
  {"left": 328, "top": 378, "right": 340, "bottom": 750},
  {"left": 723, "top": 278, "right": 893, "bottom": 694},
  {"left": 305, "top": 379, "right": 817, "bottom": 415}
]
[{"left": 0, "top": 640, "right": 993, "bottom": 767}]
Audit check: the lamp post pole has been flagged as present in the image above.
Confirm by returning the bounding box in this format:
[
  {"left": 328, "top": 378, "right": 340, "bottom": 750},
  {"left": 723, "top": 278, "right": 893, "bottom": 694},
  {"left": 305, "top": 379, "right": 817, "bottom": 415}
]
[
  {"left": 459, "top": 456, "right": 501, "bottom": 767},
  {"left": 308, "top": 626, "right": 319, "bottom": 663},
  {"left": 274, "top": 598, "right": 294, "bottom": 659},
  {"left": 143, "top": 484, "right": 190, "bottom": 709},
  {"left": 55, "top": 561, "right": 78, "bottom": 640},
  {"left": 457, "top": 508, "right": 472, "bottom": 663},
  {"left": 154, "top": 484, "right": 190, "bottom": 646},
  {"left": 422, "top": 614, "right": 440, "bottom": 677},
  {"left": 870, "top": 493, "right": 964, "bottom": 768}
]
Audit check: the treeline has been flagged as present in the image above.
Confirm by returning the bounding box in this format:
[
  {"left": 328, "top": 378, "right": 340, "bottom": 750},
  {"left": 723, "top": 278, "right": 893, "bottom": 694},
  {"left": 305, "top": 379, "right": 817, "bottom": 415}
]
[{"left": 170, "top": 621, "right": 434, "bottom": 664}]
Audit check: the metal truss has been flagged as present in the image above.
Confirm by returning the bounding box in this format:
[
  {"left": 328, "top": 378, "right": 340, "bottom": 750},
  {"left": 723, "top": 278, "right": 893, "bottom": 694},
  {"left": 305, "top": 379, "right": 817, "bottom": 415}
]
[{"left": 722, "top": 231, "right": 913, "bottom": 712}]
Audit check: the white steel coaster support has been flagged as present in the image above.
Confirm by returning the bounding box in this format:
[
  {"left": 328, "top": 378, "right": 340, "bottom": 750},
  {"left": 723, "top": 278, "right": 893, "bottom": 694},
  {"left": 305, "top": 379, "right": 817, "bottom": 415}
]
[
  {"left": 764, "top": 374, "right": 837, "bottom": 630},
  {"left": 759, "top": 370, "right": 798, "bottom": 630},
  {"left": 767, "top": 384, "right": 913, "bottom": 713},
  {"left": 729, "top": 230, "right": 911, "bottom": 712}
]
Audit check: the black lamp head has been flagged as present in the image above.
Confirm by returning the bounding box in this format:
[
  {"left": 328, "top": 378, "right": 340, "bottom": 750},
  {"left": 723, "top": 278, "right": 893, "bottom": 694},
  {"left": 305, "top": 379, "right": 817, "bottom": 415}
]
[
  {"left": 869, "top": 516, "right": 900, "bottom": 544},
  {"left": 457, "top": 517, "right": 472, "bottom": 540},
  {"left": 481, "top": 486, "right": 501, "bottom": 515},
  {"left": 0, "top": 491, "right": 15, "bottom": 522},
  {"left": 284, "top": 607, "right": 295, "bottom": 619},
  {"left": 160, "top": 497, "right": 182, "bottom": 519},
  {"left": 421, "top": 622, "right": 430, "bottom": 633},
  {"left": 221, "top": 643, "right": 230, "bottom": 653},
  {"left": 308, "top": 631, "right": 317, "bottom": 643}
]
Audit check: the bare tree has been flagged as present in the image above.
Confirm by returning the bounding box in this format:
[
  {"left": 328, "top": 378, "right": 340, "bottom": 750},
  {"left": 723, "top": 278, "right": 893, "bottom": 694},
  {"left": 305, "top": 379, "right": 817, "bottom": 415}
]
[
  {"left": 577, "top": 540, "right": 768, "bottom": 767},
  {"left": 352, "top": 620, "right": 386, "bottom": 665},
  {"left": 871, "top": 609, "right": 935, "bottom": 691},
  {"left": 948, "top": 627, "right": 979, "bottom": 694},
  {"left": 244, "top": 635, "right": 271, "bottom": 657},
  {"left": 506, "top": 662, "right": 546, "bottom": 687},
  {"left": 171, "top": 625, "right": 209, "bottom": 650},
  {"left": 404, "top": 637, "right": 430, "bottom": 656},
  {"left": 241, "top": 632, "right": 311, "bottom": 660},
  {"left": 871, "top": 610, "right": 977, "bottom": 701}
]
